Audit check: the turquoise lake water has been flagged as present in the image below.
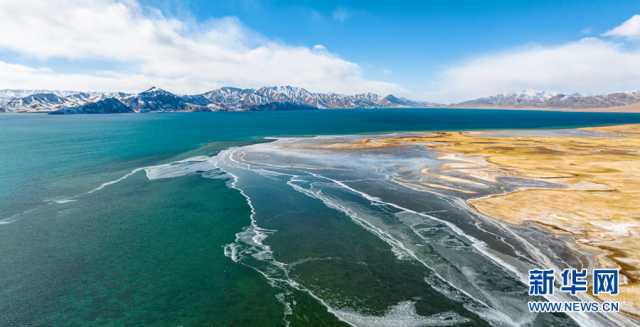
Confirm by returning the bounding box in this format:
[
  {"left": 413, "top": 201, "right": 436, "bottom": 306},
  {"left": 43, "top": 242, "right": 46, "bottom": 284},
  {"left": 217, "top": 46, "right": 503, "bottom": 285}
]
[{"left": 2, "top": 109, "right": 640, "bottom": 326}]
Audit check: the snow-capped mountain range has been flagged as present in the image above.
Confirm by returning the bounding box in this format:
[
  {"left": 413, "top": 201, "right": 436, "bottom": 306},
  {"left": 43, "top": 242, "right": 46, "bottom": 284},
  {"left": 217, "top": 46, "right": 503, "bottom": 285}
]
[
  {"left": 2, "top": 87, "right": 640, "bottom": 113},
  {"left": 454, "top": 90, "right": 640, "bottom": 109},
  {"left": 0, "top": 90, "right": 130, "bottom": 113},
  {"left": 0, "top": 86, "right": 436, "bottom": 113}
]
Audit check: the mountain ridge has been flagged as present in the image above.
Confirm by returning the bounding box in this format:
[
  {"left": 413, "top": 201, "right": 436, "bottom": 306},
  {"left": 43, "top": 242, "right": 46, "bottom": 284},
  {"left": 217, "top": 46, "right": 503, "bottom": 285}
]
[
  {"left": 0, "top": 86, "right": 439, "bottom": 113},
  {"left": 453, "top": 90, "right": 640, "bottom": 109},
  {"left": 2, "top": 87, "right": 640, "bottom": 113},
  {"left": 49, "top": 98, "right": 133, "bottom": 115}
]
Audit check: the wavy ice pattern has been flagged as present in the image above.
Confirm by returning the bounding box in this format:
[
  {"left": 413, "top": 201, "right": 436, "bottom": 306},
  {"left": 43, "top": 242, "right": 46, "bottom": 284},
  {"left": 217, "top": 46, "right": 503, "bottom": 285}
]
[
  {"left": 210, "top": 137, "right": 640, "bottom": 327},
  {"left": 38, "top": 135, "right": 638, "bottom": 327},
  {"left": 334, "top": 301, "right": 469, "bottom": 327}
]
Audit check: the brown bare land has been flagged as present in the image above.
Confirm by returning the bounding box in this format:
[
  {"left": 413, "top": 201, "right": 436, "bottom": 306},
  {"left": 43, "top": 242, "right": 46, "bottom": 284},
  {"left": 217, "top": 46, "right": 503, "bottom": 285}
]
[{"left": 316, "top": 124, "right": 640, "bottom": 316}]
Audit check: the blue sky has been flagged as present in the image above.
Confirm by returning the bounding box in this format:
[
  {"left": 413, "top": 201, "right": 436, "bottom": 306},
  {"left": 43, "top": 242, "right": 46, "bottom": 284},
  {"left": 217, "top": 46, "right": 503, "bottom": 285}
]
[
  {"left": 149, "top": 0, "right": 639, "bottom": 83},
  {"left": 1, "top": 0, "right": 640, "bottom": 102}
]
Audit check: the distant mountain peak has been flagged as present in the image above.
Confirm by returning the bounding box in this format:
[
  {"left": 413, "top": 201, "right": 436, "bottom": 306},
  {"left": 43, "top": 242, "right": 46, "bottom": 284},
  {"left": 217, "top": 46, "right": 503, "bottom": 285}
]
[
  {"left": 1, "top": 85, "right": 439, "bottom": 113},
  {"left": 513, "top": 89, "right": 558, "bottom": 97},
  {"left": 456, "top": 90, "right": 640, "bottom": 109},
  {"left": 50, "top": 98, "right": 132, "bottom": 115},
  {"left": 141, "top": 86, "right": 171, "bottom": 94}
]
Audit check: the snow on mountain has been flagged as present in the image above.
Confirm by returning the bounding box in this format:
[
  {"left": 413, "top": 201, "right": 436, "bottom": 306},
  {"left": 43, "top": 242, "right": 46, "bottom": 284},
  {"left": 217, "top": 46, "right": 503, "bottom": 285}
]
[
  {"left": 124, "top": 87, "right": 192, "bottom": 112},
  {"left": 255, "top": 86, "right": 315, "bottom": 103},
  {"left": 0, "top": 90, "right": 44, "bottom": 105},
  {"left": 198, "top": 85, "right": 434, "bottom": 110},
  {"left": 0, "top": 89, "right": 88, "bottom": 101},
  {"left": 0, "top": 89, "right": 131, "bottom": 112},
  {"left": 380, "top": 94, "right": 439, "bottom": 107},
  {"left": 200, "top": 87, "right": 269, "bottom": 110},
  {"left": 456, "top": 90, "right": 640, "bottom": 109},
  {"left": 4, "top": 93, "right": 70, "bottom": 112},
  {"left": 50, "top": 98, "right": 133, "bottom": 115},
  {"left": 4, "top": 86, "right": 640, "bottom": 113},
  {"left": 1, "top": 85, "right": 435, "bottom": 113}
]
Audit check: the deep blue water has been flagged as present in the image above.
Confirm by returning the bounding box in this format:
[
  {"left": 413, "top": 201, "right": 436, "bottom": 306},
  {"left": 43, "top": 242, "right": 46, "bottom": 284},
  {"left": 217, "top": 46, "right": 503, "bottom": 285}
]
[
  {"left": 1, "top": 109, "right": 639, "bottom": 326},
  {"left": 3, "top": 109, "right": 640, "bottom": 215}
]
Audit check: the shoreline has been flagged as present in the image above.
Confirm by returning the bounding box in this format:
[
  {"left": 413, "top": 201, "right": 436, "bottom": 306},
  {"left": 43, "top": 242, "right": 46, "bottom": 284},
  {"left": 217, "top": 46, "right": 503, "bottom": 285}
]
[
  {"left": 311, "top": 123, "right": 640, "bottom": 318},
  {"left": 435, "top": 125, "right": 640, "bottom": 317}
]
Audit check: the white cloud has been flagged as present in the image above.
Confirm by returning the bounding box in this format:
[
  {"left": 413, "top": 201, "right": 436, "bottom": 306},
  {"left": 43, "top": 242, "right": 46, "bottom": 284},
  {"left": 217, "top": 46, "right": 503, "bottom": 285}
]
[
  {"left": 312, "top": 44, "right": 327, "bottom": 52},
  {"left": 420, "top": 14, "right": 640, "bottom": 103},
  {"left": 0, "top": 60, "right": 182, "bottom": 92},
  {"left": 0, "top": 0, "right": 398, "bottom": 95},
  {"left": 425, "top": 37, "right": 640, "bottom": 103},
  {"left": 5, "top": 2, "right": 639, "bottom": 102},
  {"left": 604, "top": 14, "right": 640, "bottom": 39}
]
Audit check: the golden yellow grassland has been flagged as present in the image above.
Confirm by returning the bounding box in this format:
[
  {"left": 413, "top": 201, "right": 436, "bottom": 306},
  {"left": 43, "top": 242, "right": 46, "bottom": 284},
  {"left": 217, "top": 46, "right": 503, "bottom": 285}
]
[{"left": 318, "top": 124, "right": 640, "bottom": 316}]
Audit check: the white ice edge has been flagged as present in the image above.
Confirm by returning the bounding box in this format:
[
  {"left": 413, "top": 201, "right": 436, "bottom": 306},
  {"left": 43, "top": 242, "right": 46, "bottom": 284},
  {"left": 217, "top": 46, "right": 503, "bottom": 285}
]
[{"left": 27, "top": 134, "right": 637, "bottom": 327}]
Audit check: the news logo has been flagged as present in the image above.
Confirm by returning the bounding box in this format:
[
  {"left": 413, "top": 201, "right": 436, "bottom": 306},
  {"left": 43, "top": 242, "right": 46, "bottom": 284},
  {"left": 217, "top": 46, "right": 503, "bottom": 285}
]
[
  {"left": 529, "top": 268, "right": 555, "bottom": 296},
  {"left": 527, "top": 268, "right": 620, "bottom": 313},
  {"left": 560, "top": 268, "right": 588, "bottom": 295},
  {"left": 592, "top": 269, "right": 619, "bottom": 296}
]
